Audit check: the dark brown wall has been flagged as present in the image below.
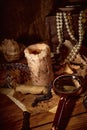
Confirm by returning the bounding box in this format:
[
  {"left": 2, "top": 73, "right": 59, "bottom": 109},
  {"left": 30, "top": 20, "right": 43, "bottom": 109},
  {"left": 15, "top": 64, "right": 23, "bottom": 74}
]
[
  {"left": 0, "top": 0, "right": 55, "bottom": 44},
  {"left": 0, "top": 0, "right": 86, "bottom": 45}
]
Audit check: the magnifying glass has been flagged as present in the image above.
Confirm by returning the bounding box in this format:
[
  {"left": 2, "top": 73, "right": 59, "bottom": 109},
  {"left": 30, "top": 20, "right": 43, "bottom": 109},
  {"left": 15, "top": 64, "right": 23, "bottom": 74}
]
[{"left": 51, "top": 74, "right": 82, "bottom": 130}]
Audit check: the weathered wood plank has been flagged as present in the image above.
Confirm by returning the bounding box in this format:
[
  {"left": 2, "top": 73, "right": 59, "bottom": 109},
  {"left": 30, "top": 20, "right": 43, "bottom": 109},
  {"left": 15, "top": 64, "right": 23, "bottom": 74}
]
[
  {"left": 66, "top": 113, "right": 87, "bottom": 130},
  {"left": 31, "top": 113, "right": 87, "bottom": 130},
  {"left": 0, "top": 91, "right": 87, "bottom": 130},
  {"left": 30, "top": 112, "right": 54, "bottom": 128},
  {"left": 0, "top": 94, "right": 23, "bottom": 130}
]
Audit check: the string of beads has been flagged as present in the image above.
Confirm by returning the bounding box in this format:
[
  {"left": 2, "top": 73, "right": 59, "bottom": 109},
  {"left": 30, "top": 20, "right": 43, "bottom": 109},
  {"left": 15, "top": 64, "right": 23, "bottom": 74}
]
[{"left": 56, "top": 10, "right": 84, "bottom": 62}]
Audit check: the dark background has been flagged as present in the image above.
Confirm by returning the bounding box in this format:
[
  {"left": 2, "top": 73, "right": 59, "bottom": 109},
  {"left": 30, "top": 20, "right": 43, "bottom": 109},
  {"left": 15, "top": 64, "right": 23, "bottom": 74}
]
[{"left": 0, "top": 0, "right": 87, "bottom": 46}]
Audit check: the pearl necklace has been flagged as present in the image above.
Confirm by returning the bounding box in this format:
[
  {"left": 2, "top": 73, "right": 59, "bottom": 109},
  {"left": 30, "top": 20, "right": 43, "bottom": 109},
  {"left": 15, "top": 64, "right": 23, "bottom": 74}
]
[
  {"left": 56, "top": 12, "right": 63, "bottom": 54},
  {"left": 56, "top": 11, "right": 84, "bottom": 62}
]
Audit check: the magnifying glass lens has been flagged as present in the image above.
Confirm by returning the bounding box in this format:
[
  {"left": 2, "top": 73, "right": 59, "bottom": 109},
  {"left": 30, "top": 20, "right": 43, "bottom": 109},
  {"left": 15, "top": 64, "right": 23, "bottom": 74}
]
[{"left": 53, "top": 75, "right": 81, "bottom": 95}]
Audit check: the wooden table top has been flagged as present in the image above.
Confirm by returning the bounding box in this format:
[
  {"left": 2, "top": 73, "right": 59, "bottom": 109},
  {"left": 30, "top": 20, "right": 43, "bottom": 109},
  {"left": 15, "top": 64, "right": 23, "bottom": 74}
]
[{"left": 0, "top": 90, "right": 87, "bottom": 130}]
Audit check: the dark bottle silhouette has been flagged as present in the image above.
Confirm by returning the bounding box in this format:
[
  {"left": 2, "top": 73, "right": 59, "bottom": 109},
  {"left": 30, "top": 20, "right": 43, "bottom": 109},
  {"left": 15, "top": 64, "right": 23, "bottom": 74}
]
[{"left": 21, "top": 111, "right": 31, "bottom": 130}]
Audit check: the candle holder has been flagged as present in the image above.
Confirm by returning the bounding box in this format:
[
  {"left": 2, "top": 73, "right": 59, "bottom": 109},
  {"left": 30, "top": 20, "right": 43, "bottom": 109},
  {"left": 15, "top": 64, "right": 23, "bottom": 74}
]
[{"left": 51, "top": 74, "right": 82, "bottom": 130}]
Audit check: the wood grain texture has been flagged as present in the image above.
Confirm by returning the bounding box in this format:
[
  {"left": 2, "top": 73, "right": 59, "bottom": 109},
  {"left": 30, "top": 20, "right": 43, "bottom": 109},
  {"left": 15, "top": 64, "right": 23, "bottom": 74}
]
[
  {"left": 0, "top": 94, "right": 23, "bottom": 130},
  {"left": 0, "top": 90, "right": 87, "bottom": 130}
]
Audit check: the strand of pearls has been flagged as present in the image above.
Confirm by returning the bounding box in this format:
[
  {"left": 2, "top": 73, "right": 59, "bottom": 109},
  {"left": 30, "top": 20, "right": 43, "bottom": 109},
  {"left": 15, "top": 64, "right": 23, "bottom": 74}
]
[
  {"left": 56, "top": 12, "right": 63, "bottom": 54},
  {"left": 63, "top": 11, "right": 83, "bottom": 62},
  {"left": 56, "top": 10, "right": 83, "bottom": 62}
]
